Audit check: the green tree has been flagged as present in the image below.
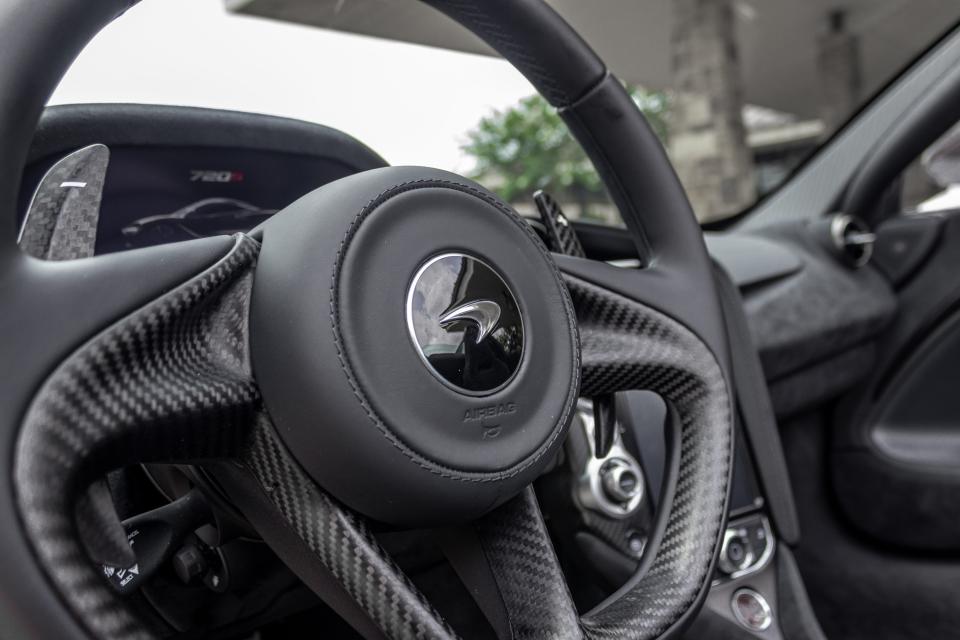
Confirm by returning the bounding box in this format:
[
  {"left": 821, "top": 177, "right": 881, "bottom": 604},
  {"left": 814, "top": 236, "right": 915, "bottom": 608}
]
[{"left": 461, "top": 87, "right": 670, "bottom": 222}]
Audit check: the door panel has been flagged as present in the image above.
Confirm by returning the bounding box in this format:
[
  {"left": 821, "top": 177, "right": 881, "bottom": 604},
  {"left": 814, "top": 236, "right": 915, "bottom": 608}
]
[
  {"left": 783, "top": 413, "right": 960, "bottom": 640},
  {"left": 832, "top": 209, "right": 960, "bottom": 551}
]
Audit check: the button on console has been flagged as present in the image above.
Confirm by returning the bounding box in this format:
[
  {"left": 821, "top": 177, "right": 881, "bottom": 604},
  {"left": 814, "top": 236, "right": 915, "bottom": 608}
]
[{"left": 731, "top": 588, "right": 773, "bottom": 632}]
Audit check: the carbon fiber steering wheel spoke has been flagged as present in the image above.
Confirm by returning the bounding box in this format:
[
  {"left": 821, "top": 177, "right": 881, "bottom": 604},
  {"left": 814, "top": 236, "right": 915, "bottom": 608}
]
[
  {"left": 210, "top": 416, "right": 460, "bottom": 640},
  {"left": 12, "top": 235, "right": 262, "bottom": 640},
  {"left": 464, "top": 269, "right": 734, "bottom": 640}
]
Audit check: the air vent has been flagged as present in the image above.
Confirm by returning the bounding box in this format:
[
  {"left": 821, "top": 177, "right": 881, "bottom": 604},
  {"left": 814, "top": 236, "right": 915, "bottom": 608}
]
[{"left": 828, "top": 213, "right": 875, "bottom": 268}]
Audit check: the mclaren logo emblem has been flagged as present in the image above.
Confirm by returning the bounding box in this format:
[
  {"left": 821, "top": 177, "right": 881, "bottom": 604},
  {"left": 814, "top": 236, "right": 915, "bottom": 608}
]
[
  {"left": 438, "top": 300, "right": 502, "bottom": 343},
  {"left": 406, "top": 253, "right": 524, "bottom": 394}
]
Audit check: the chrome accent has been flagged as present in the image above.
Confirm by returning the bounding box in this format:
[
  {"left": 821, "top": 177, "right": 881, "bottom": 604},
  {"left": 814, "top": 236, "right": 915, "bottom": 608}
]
[
  {"left": 731, "top": 588, "right": 773, "bottom": 632},
  {"left": 606, "top": 258, "right": 642, "bottom": 268},
  {"left": 575, "top": 399, "right": 645, "bottom": 518},
  {"left": 718, "top": 527, "right": 756, "bottom": 575},
  {"left": 714, "top": 514, "right": 776, "bottom": 584},
  {"left": 600, "top": 458, "right": 643, "bottom": 503},
  {"left": 829, "top": 213, "right": 875, "bottom": 267},
  {"left": 405, "top": 252, "right": 524, "bottom": 395},
  {"left": 439, "top": 299, "right": 501, "bottom": 343}
]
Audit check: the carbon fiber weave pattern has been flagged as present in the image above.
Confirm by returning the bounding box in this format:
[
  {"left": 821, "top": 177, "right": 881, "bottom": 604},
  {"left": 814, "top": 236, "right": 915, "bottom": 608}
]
[
  {"left": 581, "top": 506, "right": 646, "bottom": 560},
  {"left": 18, "top": 143, "right": 108, "bottom": 260},
  {"left": 13, "top": 227, "right": 456, "bottom": 640},
  {"left": 241, "top": 416, "right": 458, "bottom": 640},
  {"left": 476, "top": 489, "right": 582, "bottom": 638},
  {"left": 475, "top": 274, "right": 733, "bottom": 640},
  {"left": 14, "top": 235, "right": 260, "bottom": 640},
  {"left": 534, "top": 190, "right": 586, "bottom": 258}
]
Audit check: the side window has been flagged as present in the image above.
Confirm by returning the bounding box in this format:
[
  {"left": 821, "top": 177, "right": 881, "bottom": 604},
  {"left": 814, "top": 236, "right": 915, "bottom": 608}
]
[{"left": 901, "top": 123, "right": 960, "bottom": 214}]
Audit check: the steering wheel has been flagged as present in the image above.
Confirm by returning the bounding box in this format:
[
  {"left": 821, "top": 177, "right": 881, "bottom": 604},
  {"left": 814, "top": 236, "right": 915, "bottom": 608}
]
[{"left": 0, "top": 1, "right": 734, "bottom": 638}]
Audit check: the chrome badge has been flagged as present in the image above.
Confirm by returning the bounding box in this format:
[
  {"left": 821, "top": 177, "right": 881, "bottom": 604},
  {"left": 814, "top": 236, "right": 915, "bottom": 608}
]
[{"left": 406, "top": 253, "right": 523, "bottom": 394}]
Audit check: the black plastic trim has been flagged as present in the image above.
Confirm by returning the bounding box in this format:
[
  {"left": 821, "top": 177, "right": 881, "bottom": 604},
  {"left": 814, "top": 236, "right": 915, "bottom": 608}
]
[
  {"left": 714, "top": 267, "right": 800, "bottom": 546},
  {"left": 28, "top": 103, "right": 387, "bottom": 170}
]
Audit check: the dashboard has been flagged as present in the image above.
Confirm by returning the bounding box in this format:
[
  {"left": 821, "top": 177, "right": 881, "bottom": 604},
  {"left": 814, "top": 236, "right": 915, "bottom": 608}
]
[
  {"left": 22, "top": 146, "right": 375, "bottom": 253},
  {"left": 18, "top": 104, "right": 388, "bottom": 253}
]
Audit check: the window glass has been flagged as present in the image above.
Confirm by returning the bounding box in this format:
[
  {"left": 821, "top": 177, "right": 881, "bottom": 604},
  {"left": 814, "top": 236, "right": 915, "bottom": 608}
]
[
  {"left": 51, "top": 0, "right": 960, "bottom": 224},
  {"left": 902, "top": 123, "right": 960, "bottom": 213}
]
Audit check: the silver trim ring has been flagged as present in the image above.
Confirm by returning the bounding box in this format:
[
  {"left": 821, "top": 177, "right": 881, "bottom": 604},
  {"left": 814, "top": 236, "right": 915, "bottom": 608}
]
[
  {"left": 731, "top": 588, "right": 773, "bottom": 632},
  {"left": 405, "top": 252, "right": 525, "bottom": 396},
  {"left": 829, "top": 213, "right": 875, "bottom": 268}
]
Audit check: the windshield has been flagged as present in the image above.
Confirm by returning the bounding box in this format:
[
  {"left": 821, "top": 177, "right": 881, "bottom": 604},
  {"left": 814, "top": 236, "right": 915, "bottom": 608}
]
[{"left": 50, "top": 0, "right": 960, "bottom": 224}]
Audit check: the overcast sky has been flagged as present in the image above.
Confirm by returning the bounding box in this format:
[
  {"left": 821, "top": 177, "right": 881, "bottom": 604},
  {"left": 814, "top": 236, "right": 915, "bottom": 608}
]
[{"left": 48, "top": 0, "right": 535, "bottom": 172}]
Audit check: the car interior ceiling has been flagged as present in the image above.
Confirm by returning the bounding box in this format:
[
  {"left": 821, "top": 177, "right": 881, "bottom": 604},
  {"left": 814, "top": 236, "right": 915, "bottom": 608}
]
[{"left": 11, "top": 12, "right": 960, "bottom": 640}]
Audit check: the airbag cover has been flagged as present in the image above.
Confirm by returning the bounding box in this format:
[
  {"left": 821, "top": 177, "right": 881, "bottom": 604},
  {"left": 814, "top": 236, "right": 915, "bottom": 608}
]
[{"left": 251, "top": 167, "right": 579, "bottom": 525}]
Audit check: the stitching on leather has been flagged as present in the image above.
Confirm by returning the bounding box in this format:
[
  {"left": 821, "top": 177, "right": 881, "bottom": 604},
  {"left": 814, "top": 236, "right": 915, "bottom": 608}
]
[{"left": 328, "top": 178, "right": 581, "bottom": 483}]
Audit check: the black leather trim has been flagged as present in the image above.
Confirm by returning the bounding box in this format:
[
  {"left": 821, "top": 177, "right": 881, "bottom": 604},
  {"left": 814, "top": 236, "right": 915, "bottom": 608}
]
[
  {"left": 422, "top": 0, "right": 606, "bottom": 108},
  {"left": 329, "top": 178, "right": 580, "bottom": 482},
  {"left": 251, "top": 167, "right": 579, "bottom": 526}
]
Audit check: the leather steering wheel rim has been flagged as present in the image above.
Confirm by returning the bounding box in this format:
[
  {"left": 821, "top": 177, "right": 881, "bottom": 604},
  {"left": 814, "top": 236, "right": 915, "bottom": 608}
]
[{"left": 0, "top": 1, "right": 734, "bottom": 639}]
